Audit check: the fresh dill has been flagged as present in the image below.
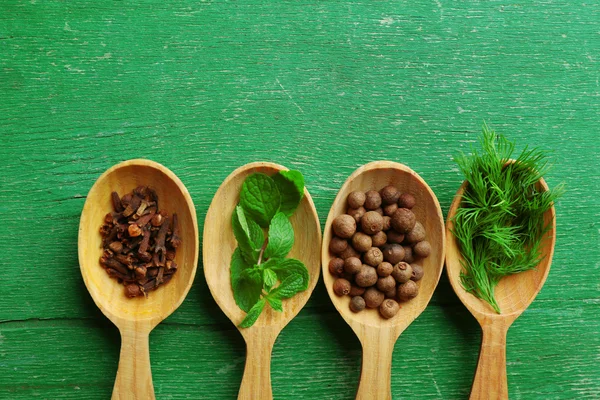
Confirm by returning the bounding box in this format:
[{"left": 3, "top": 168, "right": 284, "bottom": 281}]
[{"left": 451, "top": 124, "right": 563, "bottom": 313}]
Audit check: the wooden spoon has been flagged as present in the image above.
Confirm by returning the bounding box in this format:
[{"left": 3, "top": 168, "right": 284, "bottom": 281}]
[
  {"left": 79, "top": 159, "right": 199, "bottom": 400},
  {"left": 321, "top": 161, "right": 445, "bottom": 400},
  {"left": 445, "top": 176, "right": 556, "bottom": 400},
  {"left": 203, "top": 162, "right": 321, "bottom": 400}
]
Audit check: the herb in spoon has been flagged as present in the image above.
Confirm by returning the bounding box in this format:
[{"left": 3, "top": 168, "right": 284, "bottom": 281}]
[{"left": 451, "top": 125, "right": 563, "bottom": 313}]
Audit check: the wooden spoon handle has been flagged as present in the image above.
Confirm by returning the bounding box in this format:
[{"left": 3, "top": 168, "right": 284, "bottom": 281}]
[
  {"left": 238, "top": 330, "right": 277, "bottom": 400},
  {"left": 356, "top": 334, "right": 395, "bottom": 400},
  {"left": 470, "top": 320, "right": 510, "bottom": 400},
  {"left": 112, "top": 324, "right": 154, "bottom": 400}
]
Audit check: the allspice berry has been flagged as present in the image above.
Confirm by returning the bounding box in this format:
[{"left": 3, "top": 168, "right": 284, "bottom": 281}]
[
  {"left": 371, "top": 231, "right": 387, "bottom": 247},
  {"left": 333, "top": 278, "right": 352, "bottom": 296},
  {"left": 351, "top": 232, "right": 372, "bottom": 253},
  {"left": 348, "top": 191, "right": 366, "bottom": 209},
  {"left": 391, "top": 262, "right": 413, "bottom": 283},
  {"left": 347, "top": 206, "right": 366, "bottom": 224},
  {"left": 332, "top": 214, "right": 357, "bottom": 239},
  {"left": 339, "top": 245, "right": 360, "bottom": 260},
  {"left": 344, "top": 257, "right": 363, "bottom": 275},
  {"left": 376, "top": 275, "right": 396, "bottom": 292},
  {"left": 382, "top": 216, "right": 391, "bottom": 231},
  {"left": 373, "top": 207, "right": 384, "bottom": 216},
  {"left": 398, "top": 280, "right": 419, "bottom": 301},
  {"left": 350, "top": 296, "right": 366, "bottom": 313},
  {"left": 364, "top": 287, "right": 385, "bottom": 308},
  {"left": 361, "top": 211, "right": 383, "bottom": 235},
  {"left": 383, "top": 203, "right": 398, "bottom": 217},
  {"left": 391, "top": 208, "right": 416, "bottom": 233},
  {"left": 355, "top": 265, "right": 378, "bottom": 287},
  {"left": 379, "top": 299, "right": 400, "bottom": 319},
  {"left": 403, "top": 245, "right": 415, "bottom": 263},
  {"left": 413, "top": 241, "right": 431, "bottom": 258},
  {"left": 364, "top": 190, "right": 382, "bottom": 210},
  {"left": 329, "top": 236, "right": 348, "bottom": 255},
  {"left": 381, "top": 244, "right": 405, "bottom": 265},
  {"left": 328, "top": 257, "right": 345, "bottom": 276},
  {"left": 349, "top": 284, "right": 366, "bottom": 297},
  {"left": 363, "top": 247, "right": 384, "bottom": 267},
  {"left": 398, "top": 193, "right": 416, "bottom": 209},
  {"left": 384, "top": 286, "right": 397, "bottom": 299},
  {"left": 380, "top": 185, "right": 400, "bottom": 205},
  {"left": 387, "top": 230, "right": 405, "bottom": 244},
  {"left": 405, "top": 222, "right": 426, "bottom": 243},
  {"left": 377, "top": 262, "right": 394, "bottom": 277},
  {"left": 410, "top": 263, "right": 424, "bottom": 281}
]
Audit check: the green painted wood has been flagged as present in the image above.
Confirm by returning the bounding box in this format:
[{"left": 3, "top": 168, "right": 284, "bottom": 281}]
[{"left": 1, "top": 0, "right": 599, "bottom": 398}]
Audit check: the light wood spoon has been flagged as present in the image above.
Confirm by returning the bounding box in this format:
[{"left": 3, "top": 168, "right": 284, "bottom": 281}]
[
  {"left": 445, "top": 176, "right": 556, "bottom": 400},
  {"left": 79, "top": 159, "right": 199, "bottom": 400},
  {"left": 203, "top": 161, "right": 322, "bottom": 400},
  {"left": 321, "top": 161, "right": 445, "bottom": 400}
]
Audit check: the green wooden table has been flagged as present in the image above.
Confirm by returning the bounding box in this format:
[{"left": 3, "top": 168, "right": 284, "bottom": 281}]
[{"left": 1, "top": 1, "right": 599, "bottom": 398}]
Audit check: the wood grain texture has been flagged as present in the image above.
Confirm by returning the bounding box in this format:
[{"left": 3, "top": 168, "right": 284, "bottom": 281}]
[{"left": 1, "top": 0, "right": 599, "bottom": 398}]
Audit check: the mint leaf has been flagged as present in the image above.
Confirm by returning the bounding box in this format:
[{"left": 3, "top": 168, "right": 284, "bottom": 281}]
[
  {"left": 270, "top": 273, "right": 305, "bottom": 299},
  {"left": 272, "top": 170, "right": 305, "bottom": 217},
  {"left": 247, "top": 217, "right": 265, "bottom": 249},
  {"left": 264, "top": 212, "right": 294, "bottom": 259},
  {"left": 266, "top": 295, "right": 283, "bottom": 312},
  {"left": 269, "top": 258, "right": 310, "bottom": 291},
  {"left": 230, "top": 249, "right": 262, "bottom": 313},
  {"left": 232, "top": 206, "right": 259, "bottom": 264},
  {"left": 239, "top": 298, "right": 266, "bottom": 328},
  {"left": 263, "top": 268, "right": 277, "bottom": 291},
  {"left": 240, "top": 173, "right": 281, "bottom": 227}
]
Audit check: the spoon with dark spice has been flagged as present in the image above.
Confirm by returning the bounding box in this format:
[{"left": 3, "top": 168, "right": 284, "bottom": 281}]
[{"left": 79, "top": 159, "right": 198, "bottom": 400}]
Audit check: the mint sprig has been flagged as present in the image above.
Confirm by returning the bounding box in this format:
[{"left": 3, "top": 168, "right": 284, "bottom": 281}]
[{"left": 231, "top": 170, "right": 310, "bottom": 328}]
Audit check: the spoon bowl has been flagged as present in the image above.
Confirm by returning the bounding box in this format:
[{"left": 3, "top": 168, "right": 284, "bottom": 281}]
[
  {"left": 79, "top": 159, "right": 199, "bottom": 400},
  {"left": 321, "top": 161, "right": 445, "bottom": 400},
  {"left": 445, "top": 176, "right": 556, "bottom": 400},
  {"left": 203, "top": 162, "right": 321, "bottom": 400}
]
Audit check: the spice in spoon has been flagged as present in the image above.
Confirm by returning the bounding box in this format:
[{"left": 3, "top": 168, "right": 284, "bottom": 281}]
[{"left": 451, "top": 125, "right": 564, "bottom": 313}]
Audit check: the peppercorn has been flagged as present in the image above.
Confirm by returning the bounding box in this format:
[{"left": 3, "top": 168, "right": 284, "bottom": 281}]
[
  {"left": 329, "top": 236, "right": 348, "bottom": 255},
  {"left": 363, "top": 247, "right": 384, "bottom": 267},
  {"left": 349, "top": 284, "right": 366, "bottom": 297},
  {"left": 376, "top": 275, "right": 396, "bottom": 292},
  {"left": 351, "top": 232, "right": 372, "bottom": 253},
  {"left": 386, "top": 230, "right": 405, "bottom": 244},
  {"left": 350, "top": 296, "right": 366, "bottom": 312},
  {"left": 380, "top": 185, "right": 400, "bottom": 205},
  {"left": 377, "top": 262, "right": 394, "bottom": 277},
  {"left": 371, "top": 231, "right": 387, "bottom": 247},
  {"left": 403, "top": 245, "right": 415, "bottom": 263},
  {"left": 379, "top": 299, "right": 400, "bottom": 319},
  {"left": 391, "top": 262, "right": 413, "bottom": 283},
  {"left": 381, "top": 244, "right": 405, "bottom": 265},
  {"left": 347, "top": 206, "right": 366, "bottom": 224},
  {"left": 361, "top": 211, "right": 383, "bottom": 235},
  {"left": 344, "top": 257, "right": 363, "bottom": 275},
  {"left": 398, "top": 193, "right": 416, "bottom": 209},
  {"left": 383, "top": 203, "right": 398, "bottom": 217},
  {"left": 391, "top": 208, "right": 416, "bottom": 233},
  {"left": 405, "top": 222, "right": 426, "bottom": 243},
  {"left": 328, "top": 258, "right": 345, "bottom": 276},
  {"left": 348, "top": 191, "right": 366, "bottom": 209},
  {"left": 333, "top": 278, "right": 352, "bottom": 296},
  {"left": 410, "top": 263, "right": 424, "bottom": 281},
  {"left": 364, "top": 190, "right": 382, "bottom": 210},
  {"left": 364, "top": 287, "right": 385, "bottom": 308},
  {"left": 398, "top": 280, "right": 419, "bottom": 301},
  {"left": 413, "top": 241, "right": 431, "bottom": 258},
  {"left": 384, "top": 286, "right": 397, "bottom": 299},
  {"left": 332, "top": 214, "right": 357, "bottom": 239},
  {"left": 339, "top": 245, "right": 360, "bottom": 260},
  {"left": 355, "top": 265, "right": 378, "bottom": 287},
  {"left": 382, "top": 216, "right": 391, "bottom": 231}
]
